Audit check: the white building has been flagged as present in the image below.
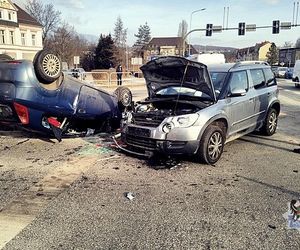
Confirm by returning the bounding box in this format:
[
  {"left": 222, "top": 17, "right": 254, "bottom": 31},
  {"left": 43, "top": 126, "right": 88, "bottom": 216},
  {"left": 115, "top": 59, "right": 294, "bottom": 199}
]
[{"left": 0, "top": 0, "right": 43, "bottom": 60}]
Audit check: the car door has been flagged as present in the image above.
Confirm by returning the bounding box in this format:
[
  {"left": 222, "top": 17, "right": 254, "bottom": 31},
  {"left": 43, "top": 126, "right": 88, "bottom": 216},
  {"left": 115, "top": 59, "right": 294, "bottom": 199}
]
[
  {"left": 249, "top": 68, "right": 269, "bottom": 124},
  {"left": 225, "top": 70, "right": 256, "bottom": 135}
]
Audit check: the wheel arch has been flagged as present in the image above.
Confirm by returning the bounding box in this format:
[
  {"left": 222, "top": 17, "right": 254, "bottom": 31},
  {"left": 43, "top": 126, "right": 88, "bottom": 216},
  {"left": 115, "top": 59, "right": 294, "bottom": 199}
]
[
  {"left": 269, "top": 101, "right": 280, "bottom": 115},
  {"left": 197, "top": 115, "right": 229, "bottom": 141}
]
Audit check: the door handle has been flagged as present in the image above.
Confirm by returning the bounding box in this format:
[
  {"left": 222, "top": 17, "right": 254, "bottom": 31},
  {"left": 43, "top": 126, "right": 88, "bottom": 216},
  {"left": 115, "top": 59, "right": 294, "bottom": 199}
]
[{"left": 249, "top": 98, "right": 255, "bottom": 102}]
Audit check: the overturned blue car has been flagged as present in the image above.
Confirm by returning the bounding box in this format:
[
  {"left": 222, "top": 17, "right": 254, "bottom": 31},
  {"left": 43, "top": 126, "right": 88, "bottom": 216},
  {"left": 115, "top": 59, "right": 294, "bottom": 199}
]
[{"left": 0, "top": 50, "right": 132, "bottom": 140}]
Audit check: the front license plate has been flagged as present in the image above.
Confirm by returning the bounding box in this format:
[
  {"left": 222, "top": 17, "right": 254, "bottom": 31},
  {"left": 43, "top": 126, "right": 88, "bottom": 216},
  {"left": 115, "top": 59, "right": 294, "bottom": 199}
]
[{"left": 127, "top": 127, "right": 150, "bottom": 138}]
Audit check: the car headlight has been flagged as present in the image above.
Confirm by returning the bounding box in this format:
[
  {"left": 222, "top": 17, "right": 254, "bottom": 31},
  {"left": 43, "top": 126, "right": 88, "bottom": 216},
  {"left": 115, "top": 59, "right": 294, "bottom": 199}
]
[
  {"left": 173, "top": 113, "right": 199, "bottom": 128},
  {"left": 162, "top": 122, "right": 174, "bottom": 133}
]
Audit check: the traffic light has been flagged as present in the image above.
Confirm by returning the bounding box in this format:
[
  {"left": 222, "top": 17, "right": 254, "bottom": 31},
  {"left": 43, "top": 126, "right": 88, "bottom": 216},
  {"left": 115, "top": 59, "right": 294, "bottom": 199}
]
[
  {"left": 206, "top": 24, "right": 213, "bottom": 36},
  {"left": 272, "top": 20, "right": 280, "bottom": 34},
  {"left": 238, "top": 22, "right": 245, "bottom": 35}
]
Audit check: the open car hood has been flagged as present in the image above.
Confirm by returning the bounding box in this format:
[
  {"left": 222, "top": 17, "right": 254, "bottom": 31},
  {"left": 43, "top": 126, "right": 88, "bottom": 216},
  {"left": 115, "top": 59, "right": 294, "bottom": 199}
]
[{"left": 141, "top": 56, "right": 216, "bottom": 102}]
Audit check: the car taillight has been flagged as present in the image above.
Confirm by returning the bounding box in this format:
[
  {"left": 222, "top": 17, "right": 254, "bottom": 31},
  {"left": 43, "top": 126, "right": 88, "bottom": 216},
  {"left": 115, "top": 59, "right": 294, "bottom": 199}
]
[
  {"left": 13, "top": 102, "right": 29, "bottom": 124},
  {"left": 47, "top": 117, "right": 61, "bottom": 128}
]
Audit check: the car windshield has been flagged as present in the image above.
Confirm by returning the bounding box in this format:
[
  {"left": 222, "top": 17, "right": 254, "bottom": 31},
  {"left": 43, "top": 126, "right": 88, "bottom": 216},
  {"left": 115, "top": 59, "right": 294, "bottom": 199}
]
[
  {"left": 209, "top": 72, "right": 227, "bottom": 96},
  {"left": 156, "top": 86, "right": 211, "bottom": 99}
]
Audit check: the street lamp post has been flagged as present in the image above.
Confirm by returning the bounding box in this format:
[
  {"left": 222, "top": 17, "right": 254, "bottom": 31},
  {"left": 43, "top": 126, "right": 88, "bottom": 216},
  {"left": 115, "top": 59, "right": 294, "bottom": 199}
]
[{"left": 188, "top": 8, "right": 206, "bottom": 56}]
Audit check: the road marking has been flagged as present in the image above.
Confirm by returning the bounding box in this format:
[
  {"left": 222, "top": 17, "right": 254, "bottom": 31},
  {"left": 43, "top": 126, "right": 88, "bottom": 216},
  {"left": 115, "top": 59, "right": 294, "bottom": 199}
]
[{"left": 0, "top": 156, "right": 98, "bottom": 249}]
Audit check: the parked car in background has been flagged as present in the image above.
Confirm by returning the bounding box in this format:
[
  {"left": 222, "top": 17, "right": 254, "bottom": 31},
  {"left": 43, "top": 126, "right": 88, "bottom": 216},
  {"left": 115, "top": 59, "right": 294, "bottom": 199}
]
[
  {"left": 277, "top": 67, "right": 288, "bottom": 78},
  {"left": 271, "top": 66, "right": 278, "bottom": 76},
  {"left": 116, "top": 57, "right": 280, "bottom": 164},
  {"left": 293, "top": 60, "right": 300, "bottom": 88},
  {"left": 71, "top": 68, "right": 86, "bottom": 80},
  {"left": 284, "top": 68, "right": 294, "bottom": 79},
  {"left": 0, "top": 50, "right": 132, "bottom": 141}
]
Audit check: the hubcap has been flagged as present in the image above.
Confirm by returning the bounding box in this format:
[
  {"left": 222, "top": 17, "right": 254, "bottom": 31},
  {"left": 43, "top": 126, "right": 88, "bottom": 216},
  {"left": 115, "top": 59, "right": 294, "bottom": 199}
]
[
  {"left": 42, "top": 54, "right": 61, "bottom": 77},
  {"left": 208, "top": 132, "right": 223, "bottom": 160},
  {"left": 268, "top": 112, "right": 277, "bottom": 133}
]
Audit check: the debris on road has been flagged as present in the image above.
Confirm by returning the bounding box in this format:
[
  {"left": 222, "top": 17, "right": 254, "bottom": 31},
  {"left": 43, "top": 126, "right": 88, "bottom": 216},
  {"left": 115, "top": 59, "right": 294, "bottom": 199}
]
[
  {"left": 293, "top": 148, "right": 300, "bottom": 154},
  {"left": 124, "top": 192, "right": 135, "bottom": 201},
  {"left": 148, "top": 154, "right": 182, "bottom": 170},
  {"left": 86, "top": 128, "right": 95, "bottom": 137}
]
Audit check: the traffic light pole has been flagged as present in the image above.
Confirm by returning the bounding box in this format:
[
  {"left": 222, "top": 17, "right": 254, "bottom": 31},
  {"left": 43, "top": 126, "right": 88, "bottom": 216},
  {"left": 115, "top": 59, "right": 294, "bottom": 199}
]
[
  {"left": 182, "top": 23, "right": 300, "bottom": 57},
  {"left": 182, "top": 28, "right": 206, "bottom": 56}
]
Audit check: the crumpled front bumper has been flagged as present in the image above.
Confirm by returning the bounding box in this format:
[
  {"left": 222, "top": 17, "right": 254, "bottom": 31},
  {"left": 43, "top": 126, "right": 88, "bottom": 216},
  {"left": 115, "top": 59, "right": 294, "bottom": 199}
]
[{"left": 113, "top": 132, "right": 199, "bottom": 157}]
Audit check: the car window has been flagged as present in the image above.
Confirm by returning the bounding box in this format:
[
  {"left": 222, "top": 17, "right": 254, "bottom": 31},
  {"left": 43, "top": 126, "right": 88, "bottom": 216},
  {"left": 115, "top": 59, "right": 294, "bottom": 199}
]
[
  {"left": 250, "top": 69, "right": 265, "bottom": 89},
  {"left": 209, "top": 72, "right": 227, "bottom": 95},
  {"left": 228, "top": 70, "right": 248, "bottom": 94},
  {"left": 263, "top": 68, "right": 276, "bottom": 86}
]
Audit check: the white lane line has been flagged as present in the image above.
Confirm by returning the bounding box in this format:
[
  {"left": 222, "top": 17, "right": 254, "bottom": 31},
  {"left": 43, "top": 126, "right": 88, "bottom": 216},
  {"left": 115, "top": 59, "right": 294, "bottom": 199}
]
[{"left": 0, "top": 156, "right": 98, "bottom": 249}]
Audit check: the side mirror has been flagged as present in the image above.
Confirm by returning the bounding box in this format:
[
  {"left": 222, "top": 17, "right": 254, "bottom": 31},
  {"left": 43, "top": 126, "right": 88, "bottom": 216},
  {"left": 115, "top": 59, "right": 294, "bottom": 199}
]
[{"left": 228, "top": 88, "right": 247, "bottom": 97}]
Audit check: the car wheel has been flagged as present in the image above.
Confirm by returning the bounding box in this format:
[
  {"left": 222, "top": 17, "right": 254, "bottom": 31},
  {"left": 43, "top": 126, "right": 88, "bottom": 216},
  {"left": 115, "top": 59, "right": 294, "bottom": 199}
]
[
  {"left": 0, "top": 54, "right": 13, "bottom": 61},
  {"left": 197, "top": 125, "right": 225, "bottom": 164},
  {"left": 33, "top": 50, "right": 62, "bottom": 84},
  {"left": 261, "top": 108, "right": 278, "bottom": 136},
  {"left": 114, "top": 86, "right": 132, "bottom": 108}
]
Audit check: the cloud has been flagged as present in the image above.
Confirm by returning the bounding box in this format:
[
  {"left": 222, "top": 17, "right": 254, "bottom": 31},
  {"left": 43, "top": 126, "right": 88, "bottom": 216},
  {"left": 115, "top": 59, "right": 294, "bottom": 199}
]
[{"left": 55, "top": 0, "right": 84, "bottom": 10}]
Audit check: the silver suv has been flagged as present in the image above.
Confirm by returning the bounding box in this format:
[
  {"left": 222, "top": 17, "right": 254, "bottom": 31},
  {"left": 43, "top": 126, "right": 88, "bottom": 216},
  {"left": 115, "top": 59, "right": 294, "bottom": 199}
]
[{"left": 117, "top": 57, "right": 280, "bottom": 164}]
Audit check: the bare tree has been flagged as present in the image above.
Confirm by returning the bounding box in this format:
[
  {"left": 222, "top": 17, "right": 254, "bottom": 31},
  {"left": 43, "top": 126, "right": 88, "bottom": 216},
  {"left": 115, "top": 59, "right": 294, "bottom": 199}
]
[
  {"left": 26, "top": 0, "right": 61, "bottom": 42},
  {"left": 113, "top": 16, "right": 128, "bottom": 68},
  {"left": 178, "top": 20, "right": 188, "bottom": 39},
  {"left": 113, "top": 16, "right": 127, "bottom": 48},
  {"left": 46, "top": 22, "right": 88, "bottom": 66}
]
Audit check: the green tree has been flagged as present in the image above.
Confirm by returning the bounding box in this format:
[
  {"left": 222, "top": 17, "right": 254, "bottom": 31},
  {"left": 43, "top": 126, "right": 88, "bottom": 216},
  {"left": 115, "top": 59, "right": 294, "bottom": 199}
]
[
  {"left": 94, "top": 34, "right": 116, "bottom": 69},
  {"left": 266, "top": 43, "right": 278, "bottom": 65},
  {"left": 134, "top": 22, "right": 151, "bottom": 46}
]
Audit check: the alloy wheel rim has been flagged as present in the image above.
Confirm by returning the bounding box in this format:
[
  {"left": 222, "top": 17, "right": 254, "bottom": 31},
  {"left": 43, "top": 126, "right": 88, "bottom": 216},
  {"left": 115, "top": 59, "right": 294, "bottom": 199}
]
[
  {"left": 42, "top": 54, "right": 61, "bottom": 77},
  {"left": 208, "top": 132, "right": 223, "bottom": 160},
  {"left": 268, "top": 112, "right": 277, "bottom": 133}
]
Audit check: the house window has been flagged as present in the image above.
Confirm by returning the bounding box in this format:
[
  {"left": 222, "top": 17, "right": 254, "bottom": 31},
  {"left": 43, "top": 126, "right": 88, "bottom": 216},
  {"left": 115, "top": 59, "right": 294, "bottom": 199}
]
[
  {"left": 21, "top": 33, "right": 26, "bottom": 46},
  {"left": 0, "top": 11, "right": 2, "bottom": 19},
  {"left": 32, "top": 34, "right": 36, "bottom": 46},
  {"left": 9, "top": 31, "right": 14, "bottom": 44},
  {"left": 0, "top": 30, "right": 5, "bottom": 44},
  {"left": 8, "top": 12, "right": 12, "bottom": 20}
]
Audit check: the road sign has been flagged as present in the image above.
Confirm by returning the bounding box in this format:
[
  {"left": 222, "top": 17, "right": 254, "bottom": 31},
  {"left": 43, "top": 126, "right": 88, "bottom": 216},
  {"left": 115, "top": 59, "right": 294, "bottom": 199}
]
[
  {"left": 212, "top": 25, "right": 222, "bottom": 33},
  {"left": 281, "top": 22, "right": 292, "bottom": 30},
  {"left": 272, "top": 20, "right": 280, "bottom": 34},
  {"left": 246, "top": 24, "right": 256, "bottom": 31},
  {"left": 238, "top": 22, "right": 245, "bottom": 35},
  {"left": 74, "top": 56, "right": 80, "bottom": 65},
  {"left": 206, "top": 24, "right": 213, "bottom": 36}
]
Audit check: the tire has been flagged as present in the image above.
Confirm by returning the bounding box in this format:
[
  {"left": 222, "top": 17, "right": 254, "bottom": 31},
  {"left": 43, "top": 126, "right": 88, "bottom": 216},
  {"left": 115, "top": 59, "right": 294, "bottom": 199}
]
[
  {"left": 33, "top": 50, "right": 62, "bottom": 84},
  {"left": 0, "top": 54, "right": 13, "bottom": 61},
  {"left": 197, "top": 125, "right": 225, "bottom": 164},
  {"left": 261, "top": 108, "right": 278, "bottom": 136},
  {"left": 113, "top": 86, "right": 132, "bottom": 108}
]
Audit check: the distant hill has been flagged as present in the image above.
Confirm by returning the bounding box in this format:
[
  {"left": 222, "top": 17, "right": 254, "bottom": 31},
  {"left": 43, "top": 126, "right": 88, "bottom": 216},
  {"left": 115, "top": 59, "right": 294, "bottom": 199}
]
[
  {"left": 193, "top": 45, "right": 238, "bottom": 53},
  {"left": 79, "top": 34, "right": 98, "bottom": 44}
]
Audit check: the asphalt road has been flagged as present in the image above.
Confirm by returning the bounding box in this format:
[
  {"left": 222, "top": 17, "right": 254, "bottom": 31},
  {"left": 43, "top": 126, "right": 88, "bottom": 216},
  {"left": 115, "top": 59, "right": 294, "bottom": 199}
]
[{"left": 0, "top": 79, "right": 299, "bottom": 250}]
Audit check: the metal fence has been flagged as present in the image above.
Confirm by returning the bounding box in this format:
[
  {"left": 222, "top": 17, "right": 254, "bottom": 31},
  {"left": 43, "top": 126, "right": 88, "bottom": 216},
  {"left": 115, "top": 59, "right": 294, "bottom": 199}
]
[{"left": 69, "top": 71, "right": 145, "bottom": 87}]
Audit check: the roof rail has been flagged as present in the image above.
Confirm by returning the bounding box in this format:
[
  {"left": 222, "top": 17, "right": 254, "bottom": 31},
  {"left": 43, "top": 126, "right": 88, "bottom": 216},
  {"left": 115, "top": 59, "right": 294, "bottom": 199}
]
[{"left": 232, "top": 61, "right": 269, "bottom": 69}]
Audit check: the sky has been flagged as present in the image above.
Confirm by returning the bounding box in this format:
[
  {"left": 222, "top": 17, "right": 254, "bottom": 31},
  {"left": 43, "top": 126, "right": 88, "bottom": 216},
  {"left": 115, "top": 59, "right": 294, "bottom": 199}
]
[{"left": 14, "top": 0, "right": 300, "bottom": 48}]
